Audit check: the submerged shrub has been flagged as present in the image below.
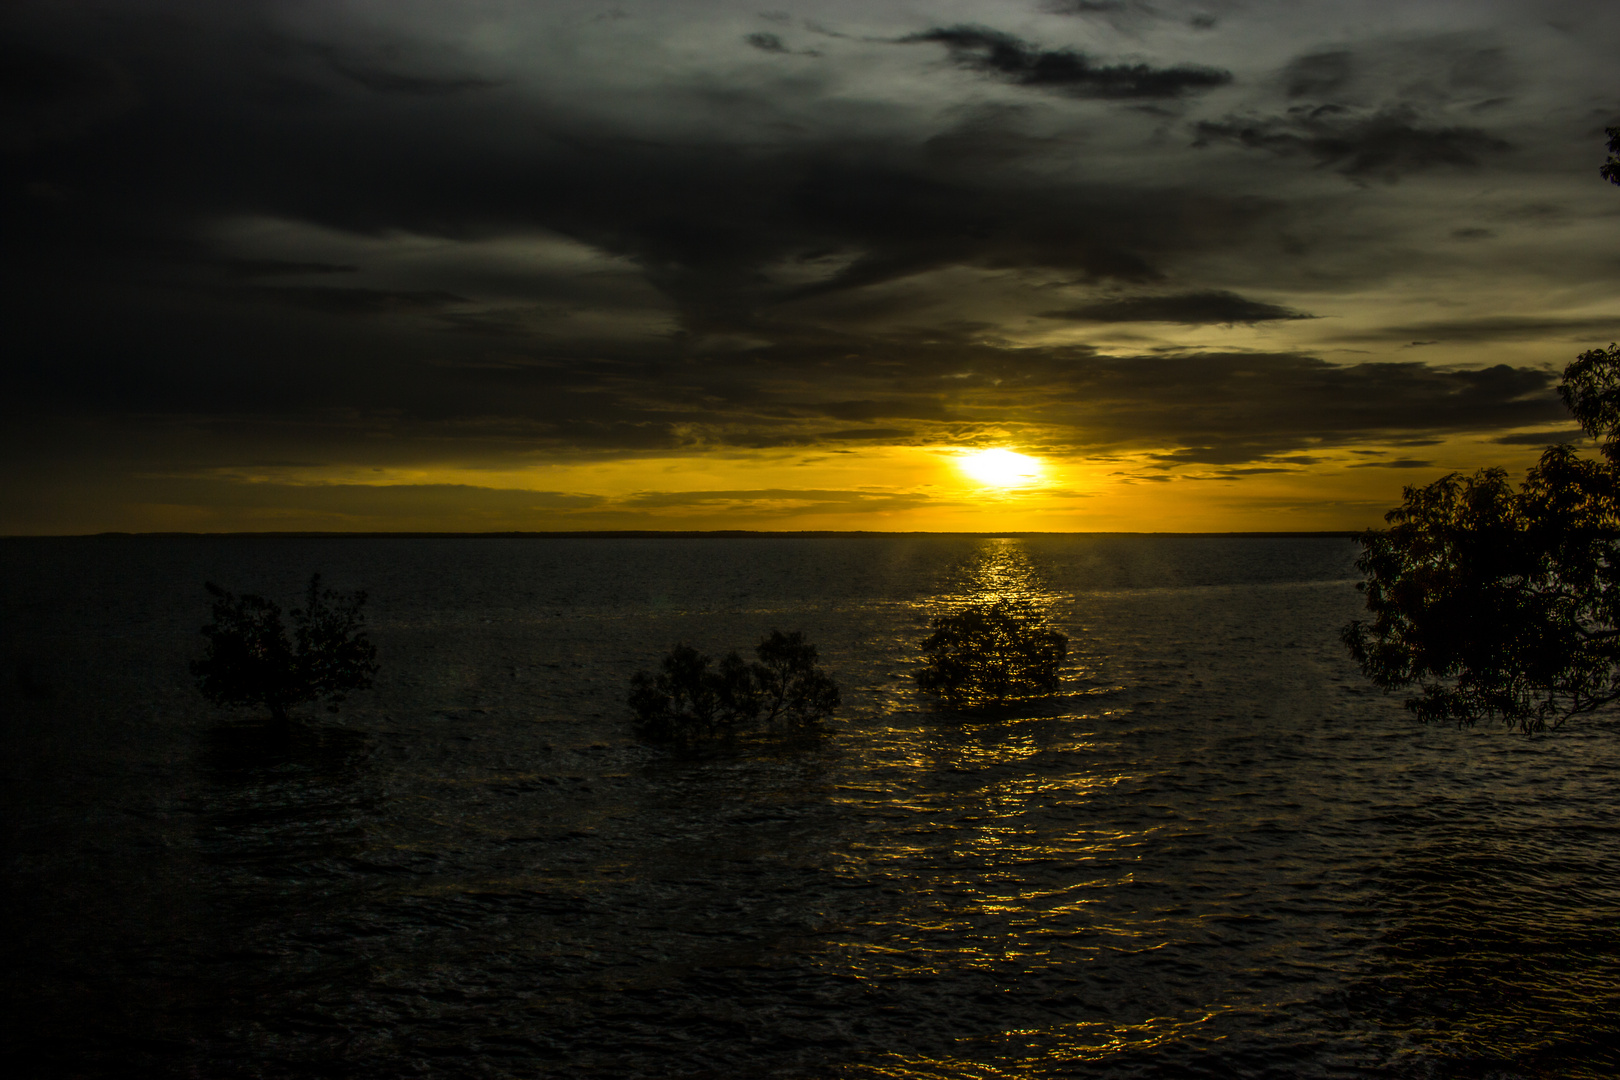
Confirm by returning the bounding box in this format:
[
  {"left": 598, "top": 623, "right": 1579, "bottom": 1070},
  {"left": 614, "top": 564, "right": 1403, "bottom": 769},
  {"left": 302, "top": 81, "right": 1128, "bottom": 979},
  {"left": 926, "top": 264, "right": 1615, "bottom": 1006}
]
[
  {"left": 192, "top": 574, "right": 378, "bottom": 726},
  {"left": 754, "top": 629, "right": 841, "bottom": 723},
  {"left": 918, "top": 602, "right": 1067, "bottom": 706},
  {"left": 629, "top": 630, "right": 840, "bottom": 740}
]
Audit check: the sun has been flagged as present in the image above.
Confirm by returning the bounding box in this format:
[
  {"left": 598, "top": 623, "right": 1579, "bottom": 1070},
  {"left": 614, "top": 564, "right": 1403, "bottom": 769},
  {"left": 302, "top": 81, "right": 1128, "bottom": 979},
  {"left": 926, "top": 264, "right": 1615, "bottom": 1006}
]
[{"left": 959, "top": 448, "right": 1044, "bottom": 488}]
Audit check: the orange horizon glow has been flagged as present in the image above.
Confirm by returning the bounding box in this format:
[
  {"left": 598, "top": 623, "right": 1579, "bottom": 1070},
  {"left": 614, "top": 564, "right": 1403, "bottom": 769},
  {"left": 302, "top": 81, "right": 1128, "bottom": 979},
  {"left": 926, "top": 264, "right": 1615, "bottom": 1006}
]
[{"left": 2, "top": 429, "right": 1569, "bottom": 536}]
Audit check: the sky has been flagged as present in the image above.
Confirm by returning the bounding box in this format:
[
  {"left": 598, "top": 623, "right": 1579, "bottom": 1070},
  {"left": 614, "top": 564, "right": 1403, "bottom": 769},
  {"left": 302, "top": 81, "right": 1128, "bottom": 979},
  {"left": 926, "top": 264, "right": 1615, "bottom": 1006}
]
[{"left": 4, "top": 0, "right": 1619, "bottom": 534}]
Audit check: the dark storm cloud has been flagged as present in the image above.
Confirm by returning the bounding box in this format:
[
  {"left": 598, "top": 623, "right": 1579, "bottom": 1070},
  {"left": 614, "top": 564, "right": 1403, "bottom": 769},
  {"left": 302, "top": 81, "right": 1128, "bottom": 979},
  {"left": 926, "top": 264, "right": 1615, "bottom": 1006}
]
[
  {"left": 823, "top": 427, "right": 912, "bottom": 440},
  {"left": 121, "top": 479, "right": 606, "bottom": 521},
  {"left": 1282, "top": 50, "right": 1354, "bottom": 99},
  {"left": 221, "top": 259, "right": 359, "bottom": 279},
  {"left": 745, "top": 32, "right": 789, "bottom": 54},
  {"left": 670, "top": 424, "right": 919, "bottom": 450},
  {"left": 1041, "top": 1, "right": 1217, "bottom": 31},
  {"left": 248, "top": 287, "right": 470, "bottom": 315},
  {"left": 815, "top": 399, "right": 949, "bottom": 422},
  {"left": 328, "top": 63, "right": 499, "bottom": 97},
  {"left": 619, "top": 488, "right": 932, "bottom": 510},
  {"left": 743, "top": 23, "right": 825, "bottom": 57},
  {"left": 1043, "top": 290, "right": 1314, "bottom": 325},
  {"left": 1194, "top": 105, "right": 1510, "bottom": 180},
  {"left": 1043, "top": 2, "right": 1135, "bottom": 13},
  {"left": 1337, "top": 316, "right": 1620, "bottom": 343},
  {"left": 766, "top": 169, "right": 1179, "bottom": 299},
  {"left": 0, "top": 3, "right": 1564, "bottom": 472},
  {"left": 1346, "top": 458, "right": 1435, "bottom": 468},
  {"left": 609, "top": 339, "right": 1561, "bottom": 464},
  {"left": 9, "top": 266, "right": 1564, "bottom": 466},
  {"left": 254, "top": 483, "right": 602, "bottom": 513},
  {"left": 0, "top": 6, "right": 1265, "bottom": 353},
  {"left": 1007, "top": 350, "right": 1561, "bottom": 462},
  {"left": 899, "top": 25, "right": 1231, "bottom": 98},
  {"left": 1491, "top": 429, "right": 1586, "bottom": 445},
  {"left": 1, "top": 0, "right": 1609, "bottom": 524},
  {"left": 1276, "top": 37, "right": 1517, "bottom": 107}
]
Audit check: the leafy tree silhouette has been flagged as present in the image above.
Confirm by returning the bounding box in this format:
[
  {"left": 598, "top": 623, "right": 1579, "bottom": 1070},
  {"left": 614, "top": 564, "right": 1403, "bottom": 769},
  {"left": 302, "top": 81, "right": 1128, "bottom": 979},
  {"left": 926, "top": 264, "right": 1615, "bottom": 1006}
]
[
  {"left": 918, "top": 602, "right": 1068, "bottom": 706},
  {"left": 1345, "top": 347, "right": 1620, "bottom": 732},
  {"left": 753, "top": 630, "right": 842, "bottom": 722},
  {"left": 629, "top": 630, "right": 839, "bottom": 740},
  {"left": 192, "top": 574, "right": 378, "bottom": 726},
  {"left": 1345, "top": 128, "right": 1620, "bottom": 733}
]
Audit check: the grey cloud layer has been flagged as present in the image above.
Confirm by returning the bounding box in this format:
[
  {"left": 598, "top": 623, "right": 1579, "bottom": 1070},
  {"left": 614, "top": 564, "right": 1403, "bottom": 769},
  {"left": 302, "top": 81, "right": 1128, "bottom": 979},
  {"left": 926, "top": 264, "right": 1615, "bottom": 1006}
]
[
  {"left": 1043, "top": 290, "right": 1315, "bottom": 324},
  {"left": 900, "top": 25, "right": 1232, "bottom": 98},
  {"left": 2, "top": 0, "right": 1615, "bottom": 489},
  {"left": 1194, "top": 106, "right": 1511, "bottom": 180}
]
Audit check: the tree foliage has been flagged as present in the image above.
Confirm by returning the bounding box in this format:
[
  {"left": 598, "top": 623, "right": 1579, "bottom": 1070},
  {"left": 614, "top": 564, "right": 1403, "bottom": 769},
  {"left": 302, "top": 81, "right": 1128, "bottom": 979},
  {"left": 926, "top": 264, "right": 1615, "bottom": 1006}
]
[
  {"left": 629, "top": 630, "right": 840, "bottom": 740},
  {"left": 1603, "top": 126, "right": 1620, "bottom": 187},
  {"left": 753, "top": 629, "right": 842, "bottom": 723},
  {"left": 1344, "top": 345, "right": 1620, "bottom": 732},
  {"left": 918, "top": 602, "right": 1068, "bottom": 706},
  {"left": 192, "top": 574, "right": 378, "bottom": 725}
]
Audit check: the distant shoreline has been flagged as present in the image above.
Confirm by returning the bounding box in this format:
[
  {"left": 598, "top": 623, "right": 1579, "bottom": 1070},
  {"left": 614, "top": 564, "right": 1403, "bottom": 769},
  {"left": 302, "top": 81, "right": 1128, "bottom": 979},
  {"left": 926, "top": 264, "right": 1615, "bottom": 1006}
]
[{"left": 4, "top": 530, "right": 1362, "bottom": 540}]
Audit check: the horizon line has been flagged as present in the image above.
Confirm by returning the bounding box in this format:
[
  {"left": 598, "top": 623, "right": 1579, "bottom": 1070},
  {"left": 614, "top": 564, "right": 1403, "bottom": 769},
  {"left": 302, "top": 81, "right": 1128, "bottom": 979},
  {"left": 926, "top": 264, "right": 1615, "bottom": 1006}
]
[{"left": 3, "top": 529, "right": 1364, "bottom": 540}]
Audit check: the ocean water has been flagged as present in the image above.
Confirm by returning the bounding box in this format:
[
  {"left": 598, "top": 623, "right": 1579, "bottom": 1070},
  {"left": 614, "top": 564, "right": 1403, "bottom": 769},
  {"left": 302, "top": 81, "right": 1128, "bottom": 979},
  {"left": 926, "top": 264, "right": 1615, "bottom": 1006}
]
[{"left": 3, "top": 535, "right": 1617, "bottom": 1079}]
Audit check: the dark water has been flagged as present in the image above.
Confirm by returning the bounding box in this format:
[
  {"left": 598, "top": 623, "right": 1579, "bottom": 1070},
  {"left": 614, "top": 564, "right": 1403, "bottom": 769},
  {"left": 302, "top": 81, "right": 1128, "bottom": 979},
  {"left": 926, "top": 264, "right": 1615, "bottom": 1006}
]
[{"left": 3, "top": 535, "right": 1617, "bottom": 1078}]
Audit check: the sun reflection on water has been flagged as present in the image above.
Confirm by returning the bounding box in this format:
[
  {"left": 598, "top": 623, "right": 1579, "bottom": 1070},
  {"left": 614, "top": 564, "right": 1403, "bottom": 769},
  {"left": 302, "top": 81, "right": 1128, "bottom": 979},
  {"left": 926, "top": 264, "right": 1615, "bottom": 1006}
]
[
  {"left": 930, "top": 537, "right": 1062, "bottom": 613},
  {"left": 903, "top": 536, "right": 1090, "bottom": 715},
  {"left": 813, "top": 537, "right": 1168, "bottom": 1073}
]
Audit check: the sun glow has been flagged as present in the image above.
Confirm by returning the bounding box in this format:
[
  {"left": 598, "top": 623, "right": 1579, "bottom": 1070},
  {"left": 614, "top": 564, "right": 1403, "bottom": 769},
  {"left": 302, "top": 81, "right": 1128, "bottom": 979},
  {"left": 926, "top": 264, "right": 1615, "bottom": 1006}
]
[{"left": 959, "top": 448, "right": 1044, "bottom": 488}]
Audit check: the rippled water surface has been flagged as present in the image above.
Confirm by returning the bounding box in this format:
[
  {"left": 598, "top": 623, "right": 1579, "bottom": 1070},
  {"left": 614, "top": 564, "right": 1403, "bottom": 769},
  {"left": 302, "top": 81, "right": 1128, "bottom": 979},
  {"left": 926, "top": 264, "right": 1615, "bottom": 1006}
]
[{"left": 4, "top": 535, "right": 1618, "bottom": 1078}]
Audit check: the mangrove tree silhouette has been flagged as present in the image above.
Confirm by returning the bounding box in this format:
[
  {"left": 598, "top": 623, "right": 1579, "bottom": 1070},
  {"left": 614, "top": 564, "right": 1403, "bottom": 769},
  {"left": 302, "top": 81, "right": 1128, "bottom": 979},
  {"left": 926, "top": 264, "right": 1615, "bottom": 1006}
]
[
  {"left": 1344, "top": 344, "right": 1620, "bottom": 732},
  {"left": 192, "top": 574, "right": 378, "bottom": 727},
  {"left": 629, "top": 629, "right": 840, "bottom": 740},
  {"left": 918, "top": 602, "right": 1068, "bottom": 706},
  {"left": 1345, "top": 129, "right": 1620, "bottom": 734}
]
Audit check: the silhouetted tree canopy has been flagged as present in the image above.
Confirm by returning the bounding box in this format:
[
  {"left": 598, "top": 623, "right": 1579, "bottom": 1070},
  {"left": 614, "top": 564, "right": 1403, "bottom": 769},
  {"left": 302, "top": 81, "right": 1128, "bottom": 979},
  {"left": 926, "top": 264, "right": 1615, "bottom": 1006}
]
[
  {"left": 1603, "top": 125, "right": 1620, "bottom": 186},
  {"left": 752, "top": 630, "right": 842, "bottom": 723},
  {"left": 1345, "top": 344, "right": 1620, "bottom": 732},
  {"left": 192, "top": 574, "right": 378, "bottom": 726},
  {"left": 918, "top": 602, "right": 1068, "bottom": 706},
  {"left": 629, "top": 630, "right": 839, "bottom": 740}
]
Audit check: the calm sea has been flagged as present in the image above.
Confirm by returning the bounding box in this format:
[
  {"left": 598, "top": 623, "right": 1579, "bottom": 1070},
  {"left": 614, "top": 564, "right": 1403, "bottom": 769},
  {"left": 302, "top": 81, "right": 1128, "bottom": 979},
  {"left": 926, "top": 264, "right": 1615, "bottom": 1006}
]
[{"left": 3, "top": 535, "right": 1617, "bottom": 1078}]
